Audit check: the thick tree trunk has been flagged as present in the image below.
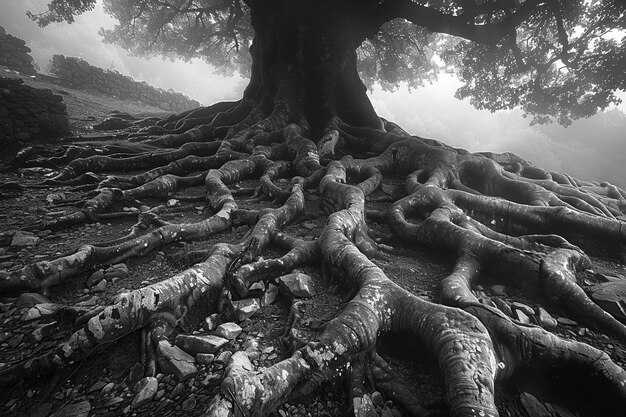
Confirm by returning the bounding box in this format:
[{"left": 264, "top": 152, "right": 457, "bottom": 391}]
[{"left": 243, "top": 0, "right": 383, "bottom": 134}]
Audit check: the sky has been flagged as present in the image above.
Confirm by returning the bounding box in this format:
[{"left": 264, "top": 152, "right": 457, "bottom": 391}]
[{"left": 1, "top": 0, "right": 625, "bottom": 187}]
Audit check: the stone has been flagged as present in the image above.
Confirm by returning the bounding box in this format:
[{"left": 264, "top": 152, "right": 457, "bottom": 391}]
[
  {"left": 16, "top": 292, "right": 51, "bottom": 308},
  {"left": 23, "top": 303, "right": 60, "bottom": 321},
  {"left": 169, "top": 382, "right": 185, "bottom": 399},
  {"left": 519, "top": 392, "right": 550, "bottom": 417},
  {"left": 91, "top": 279, "right": 107, "bottom": 293},
  {"left": 590, "top": 280, "right": 626, "bottom": 320},
  {"left": 204, "top": 313, "right": 219, "bottom": 331},
  {"left": 104, "top": 263, "right": 130, "bottom": 280},
  {"left": 215, "top": 322, "right": 242, "bottom": 340},
  {"left": 261, "top": 283, "right": 279, "bottom": 306},
  {"left": 514, "top": 309, "right": 531, "bottom": 324},
  {"left": 181, "top": 394, "right": 196, "bottom": 411},
  {"left": 536, "top": 307, "right": 558, "bottom": 329},
  {"left": 175, "top": 334, "right": 228, "bottom": 354},
  {"left": 166, "top": 199, "right": 179, "bottom": 207},
  {"left": 557, "top": 317, "right": 578, "bottom": 327},
  {"left": 278, "top": 272, "right": 315, "bottom": 298},
  {"left": 492, "top": 298, "right": 513, "bottom": 317},
  {"left": 50, "top": 400, "right": 91, "bottom": 417},
  {"left": 512, "top": 302, "right": 534, "bottom": 316},
  {"left": 196, "top": 353, "right": 214, "bottom": 365},
  {"left": 300, "top": 221, "right": 317, "bottom": 230},
  {"left": 216, "top": 350, "right": 233, "bottom": 365},
  {"left": 86, "top": 269, "right": 105, "bottom": 288},
  {"left": 104, "top": 396, "right": 124, "bottom": 407},
  {"left": 100, "top": 382, "right": 115, "bottom": 396},
  {"left": 131, "top": 377, "right": 158, "bottom": 409},
  {"left": 11, "top": 231, "right": 40, "bottom": 247},
  {"left": 232, "top": 298, "right": 261, "bottom": 321},
  {"left": 156, "top": 340, "right": 198, "bottom": 381},
  {"left": 491, "top": 285, "right": 508, "bottom": 296},
  {"left": 353, "top": 394, "right": 377, "bottom": 417},
  {"left": 87, "top": 381, "right": 108, "bottom": 393}
]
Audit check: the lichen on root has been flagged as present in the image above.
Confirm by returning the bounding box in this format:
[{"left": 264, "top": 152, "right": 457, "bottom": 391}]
[{"left": 1, "top": 100, "right": 626, "bottom": 417}]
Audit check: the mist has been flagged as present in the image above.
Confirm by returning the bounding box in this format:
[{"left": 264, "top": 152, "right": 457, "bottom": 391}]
[{"left": 1, "top": 0, "right": 625, "bottom": 187}]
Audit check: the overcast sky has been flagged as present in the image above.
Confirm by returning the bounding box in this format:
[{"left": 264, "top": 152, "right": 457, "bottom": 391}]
[{"left": 1, "top": 0, "right": 625, "bottom": 187}]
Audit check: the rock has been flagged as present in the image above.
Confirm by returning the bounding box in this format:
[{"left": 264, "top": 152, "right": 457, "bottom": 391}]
[
  {"left": 557, "top": 317, "right": 578, "bottom": 326},
  {"left": 100, "top": 382, "right": 115, "bottom": 396},
  {"left": 16, "top": 293, "right": 51, "bottom": 308},
  {"left": 590, "top": 280, "right": 626, "bottom": 320},
  {"left": 514, "top": 309, "right": 531, "bottom": 324},
  {"left": 261, "top": 283, "right": 279, "bottom": 306},
  {"left": 175, "top": 334, "right": 228, "bottom": 354},
  {"left": 492, "top": 298, "right": 513, "bottom": 317},
  {"left": 536, "top": 307, "right": 558, "bottom": 329},
  {"left": 204, "top": 313, "right": 219, "bottom": 331},
  {"left": 166, "top": 199, "right": 179, "bottom": 207},
  {"left": 181, "top": 394, "right": 196, "bottom": 411},
  {"left": 11, "top": 231, "right": 40, "bottom": 247},
  {"left": 128, "top": 362, "right": 144, "bottom": 387},
  {"left": 232, "top": 298, "right": 261, "bottom": 321},
  {"left": 196, "top": 353, "right": 214, "bottom": 365},
  {"left": 50, "top": 400, "right": 91, "bottom": 417},
  {"left": 104, "top": 263, "right": 129, "bottom": 280},
  {"left": 156, "top": 340, "right": 198, "bottom": 381},
  {"left": 104, "top": 396, "right": 124, "bottom": 407},
  {"left": 519, "top": 392, "right": 550, "bottom": 417},
  {"left": 87, "top": 381, "right": 108, "bottom": 393},
  {"left": 154, "top": 389, "right": 166, "bottom": 401},
  {"left": 215, "top": 322, "right": 242, "bottom": 340},
  {"left": 216, "top": 350, "right": 233, "bottom": 365},
  {"left": 278, "top": 272, "right": 315, "bottom": 298},
  {"left": 353, "top": 394, "right": 377, "bottom": 417},
  {"left": 91, "top": 279, "right": 107, "bottom": 293},
  {"left": 169, "top": 382, "right": 185, "bottom": 399},
  {"left": 300, "top": 221, "right": 317, "bottom": 230},
  {"left": 491, "top": 284, "right": 508, "bottom": 296},
  {"left": 23, "top": 303, "right": 60, "bottom": 321},
  {"left": 512, "top": 302, "right": 534, "bottom": 316},
  {"left": 131, "top": 377, "right": 158, "bottom": 409},
  {"left": 86, "top": 269, "right": 105, "bottom": 288}
]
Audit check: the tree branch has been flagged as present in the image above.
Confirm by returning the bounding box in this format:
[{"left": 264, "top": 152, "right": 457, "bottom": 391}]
[{"left": 364, "top": 0, "right": 548, "bottom": 46}]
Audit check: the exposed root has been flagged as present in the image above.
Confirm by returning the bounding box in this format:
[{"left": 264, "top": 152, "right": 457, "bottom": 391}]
[{"left": 2, "top": 104, "right": 626, "bottom": 417}]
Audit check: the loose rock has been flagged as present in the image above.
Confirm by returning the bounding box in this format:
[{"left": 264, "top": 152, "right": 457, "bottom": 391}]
[{"left": 131, "top": 377, "right": 158, "bottom": 409}]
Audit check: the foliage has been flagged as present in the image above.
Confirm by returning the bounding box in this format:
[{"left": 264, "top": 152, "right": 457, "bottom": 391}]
[{"left": 28, "top": 0, "right": 626, "bottom": 125}]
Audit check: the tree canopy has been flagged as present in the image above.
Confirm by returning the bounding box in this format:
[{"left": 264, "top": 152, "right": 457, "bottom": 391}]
[{"left": 29, "top": 0, "right": 626, "bottom": 125}]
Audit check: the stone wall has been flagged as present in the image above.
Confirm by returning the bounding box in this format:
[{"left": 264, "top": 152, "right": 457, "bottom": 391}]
[
  {"left": 0, "top": 77, "right": 69, "bottom": 142},
  {"left": 49, "top": 55, "right": 201, "bottom": 112},
  {"left": 0, "top": 26, "right": 37, "bottom": 75}
]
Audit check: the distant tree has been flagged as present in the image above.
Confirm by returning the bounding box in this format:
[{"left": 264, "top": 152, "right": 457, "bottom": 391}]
[{"left": 3, "top": 1, "right": 626, "bottom": 417}]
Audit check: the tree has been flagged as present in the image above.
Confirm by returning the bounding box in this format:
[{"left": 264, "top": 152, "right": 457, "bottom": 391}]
[{"left": 3, "top": 1, "right": 626, "bottom": 416}]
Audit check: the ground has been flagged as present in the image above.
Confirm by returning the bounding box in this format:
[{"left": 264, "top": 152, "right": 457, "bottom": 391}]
[{"left": 1, "top": 70, "right": 625, "bottom": 417}]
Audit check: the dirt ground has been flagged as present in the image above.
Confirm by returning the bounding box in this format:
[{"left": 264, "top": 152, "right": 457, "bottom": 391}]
[{"left": 1, "top": 70, "right": 625, "bottom": 417}]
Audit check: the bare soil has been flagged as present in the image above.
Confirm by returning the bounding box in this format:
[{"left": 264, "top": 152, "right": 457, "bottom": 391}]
[{"left": 1, "top": 71, "right": 625, "bottom": 417}]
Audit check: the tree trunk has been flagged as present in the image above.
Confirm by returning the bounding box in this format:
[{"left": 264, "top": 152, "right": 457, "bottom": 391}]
[{"left": 243, "top": 0, "right": 383, "bottom": 134}]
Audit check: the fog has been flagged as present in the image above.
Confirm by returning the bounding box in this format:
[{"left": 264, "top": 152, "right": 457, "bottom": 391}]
[{"left": 1, "top": 0, "right": 625, "bottom": 187}]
